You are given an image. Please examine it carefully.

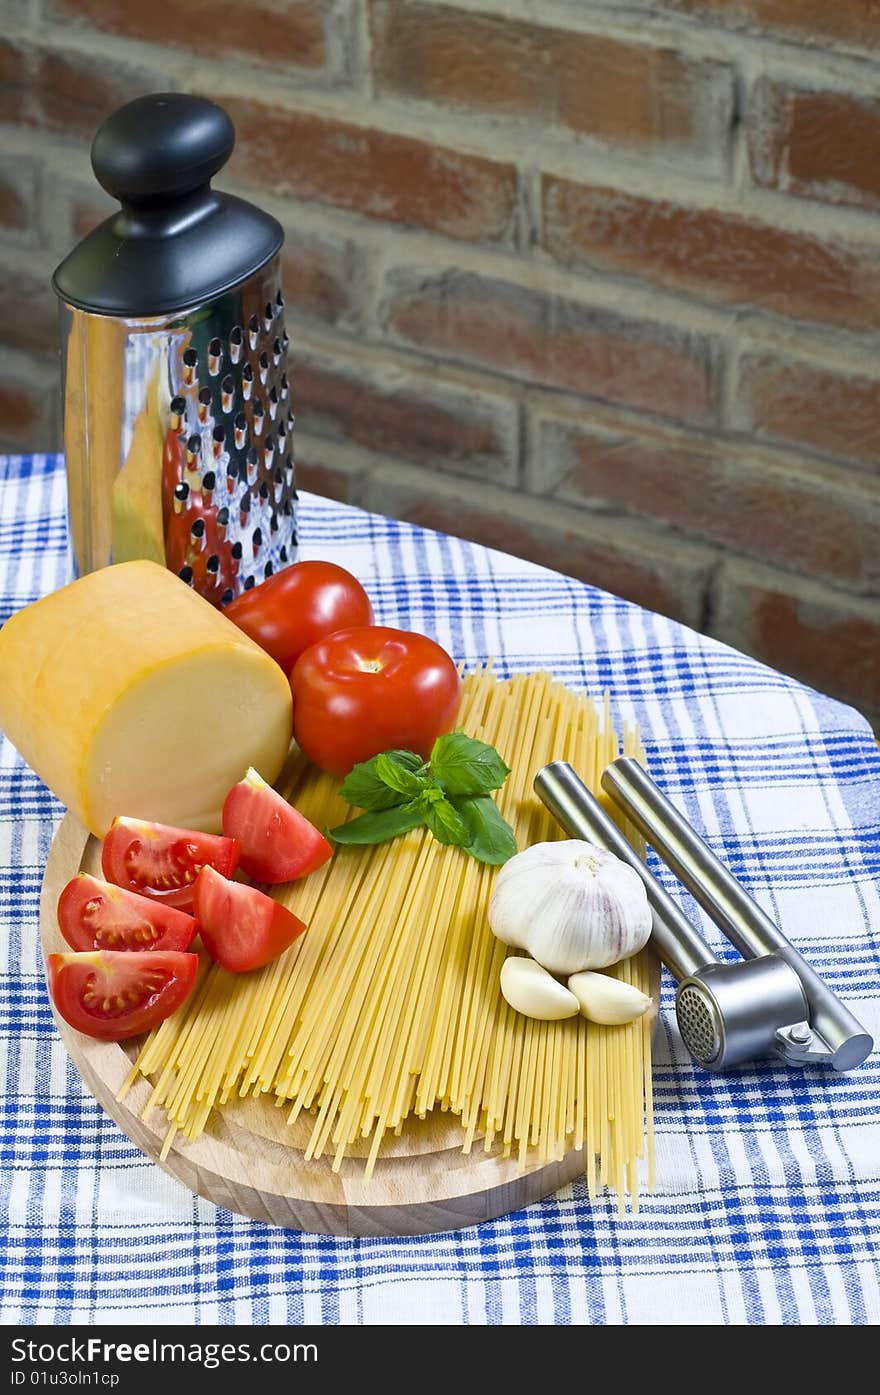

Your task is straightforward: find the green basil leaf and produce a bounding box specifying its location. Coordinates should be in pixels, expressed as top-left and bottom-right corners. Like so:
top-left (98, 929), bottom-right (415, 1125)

top-left (327, 801), bottom-right (425, 845)
top-left (457, 795), bottom-right (518, 865)
top-left (339, 750), bottom-right (424, 811)
top-left (375, 752), bottom-right (427, 799)
top-left (430, 731), bottom-right (511, 798)
top-left (421, 796), bottom-right (470, 847)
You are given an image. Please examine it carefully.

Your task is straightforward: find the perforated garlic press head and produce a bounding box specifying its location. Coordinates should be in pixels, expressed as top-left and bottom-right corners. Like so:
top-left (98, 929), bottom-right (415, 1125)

top-left (535, 760), bottom-right (873, 1073)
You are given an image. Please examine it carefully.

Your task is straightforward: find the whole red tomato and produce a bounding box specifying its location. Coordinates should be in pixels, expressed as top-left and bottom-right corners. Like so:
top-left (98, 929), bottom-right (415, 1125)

top-left (290, 626), bottom-right (461, 777)
top-left (225, 561), bottom-right (374, 674)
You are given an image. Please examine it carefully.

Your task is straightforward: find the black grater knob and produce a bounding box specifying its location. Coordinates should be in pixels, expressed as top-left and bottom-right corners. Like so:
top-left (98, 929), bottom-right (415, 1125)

top-left (91, 94), bottom-right (234, 204)
top-left (53, 93), bottom-right (282, 316)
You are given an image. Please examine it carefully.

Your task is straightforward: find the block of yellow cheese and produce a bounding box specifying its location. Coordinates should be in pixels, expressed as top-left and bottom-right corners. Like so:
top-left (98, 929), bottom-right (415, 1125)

top-left (0, 560), bottom-right (292, 836)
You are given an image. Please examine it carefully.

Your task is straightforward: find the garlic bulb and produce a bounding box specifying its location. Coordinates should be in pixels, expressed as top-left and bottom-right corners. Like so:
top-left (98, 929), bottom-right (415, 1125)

top-left (488, 839), bottom-right (651, 975)
top-left (568, 971), bottom-right (652, 1025)
top-left (500, 956), bottom-right (579, 1021)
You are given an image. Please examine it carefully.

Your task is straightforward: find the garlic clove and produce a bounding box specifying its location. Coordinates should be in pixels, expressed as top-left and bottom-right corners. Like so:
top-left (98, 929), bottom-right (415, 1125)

top-left (567, 970), bottom-right (652, 1026)
top-left (500, 956), bottom-right (579, 1021)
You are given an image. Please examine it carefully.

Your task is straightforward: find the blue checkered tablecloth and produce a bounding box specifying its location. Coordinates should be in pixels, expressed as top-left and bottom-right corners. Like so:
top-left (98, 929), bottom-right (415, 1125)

top-left (1, 451), bottom-right (878, 1326)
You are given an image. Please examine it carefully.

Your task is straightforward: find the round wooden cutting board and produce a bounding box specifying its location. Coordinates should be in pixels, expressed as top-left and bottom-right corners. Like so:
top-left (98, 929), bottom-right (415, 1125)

top-left (40, 813), bottom-right (659, 1238)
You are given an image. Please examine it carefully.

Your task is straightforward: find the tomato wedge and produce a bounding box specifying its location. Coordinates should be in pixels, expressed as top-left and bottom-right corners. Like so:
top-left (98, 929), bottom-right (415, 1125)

top-left (46, 950), bottom-right (198, 1041)
top-left (221, 768), bottom-right (332, 883)
top-left (57, 874), bottom-right (198, 953)
top-left (102, 817), bottom-right (240, 912)
top-left (193, 865), bottom-right (307, 973)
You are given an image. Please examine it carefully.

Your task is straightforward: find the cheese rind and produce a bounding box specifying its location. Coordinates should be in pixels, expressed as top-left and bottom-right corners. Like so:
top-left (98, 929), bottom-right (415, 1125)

top-left (0, 560), bottom-right (292, 835)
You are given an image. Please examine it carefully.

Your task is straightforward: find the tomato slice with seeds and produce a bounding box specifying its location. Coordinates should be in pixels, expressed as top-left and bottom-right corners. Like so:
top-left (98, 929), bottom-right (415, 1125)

top-left (101, 817), bottom-right (241, 912)
top-left (57, 874), bottom-right (198, 953)
top-left (46, 950), bottom-right (199, 1041)
top-left (222, 768), bottom-right (332, 884)
top-left (193, 865), bottom-right (307, 973)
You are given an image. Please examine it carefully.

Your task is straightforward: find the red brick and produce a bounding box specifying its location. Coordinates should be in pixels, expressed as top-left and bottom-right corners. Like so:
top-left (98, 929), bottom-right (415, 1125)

top-left (295, 349), bottom-right (518, 483)
top-left (542, 416), bottom-right (880, 591)
top-left (736, 353), bottom-right (880, 476)
top-left (0, 358), bottom-right (56, 452)
top-left (0, 37), bottom-right (158, 141)
top-left (279, 230), bottom-right (364, 328)
top-left (0, 262), bottom-right (59, 356)
top-left (359, 468), bottom-right (715, 628)
top-left (223, 97), bottom-right (518, 246)
top-left (383, 268), bottom-right (718, 427)
top-left (633, 2), bottom-right (880, 53)
top-left (48, 0), bottom-right (327, 71)
top-left (542, 176), bottom-right (880, 332)
top-left (749, 79), bottom-right (880, 213)
top-left (370, 1), bottom-right (733, 176)
top-left (714, 562), bottom-right (880, 720)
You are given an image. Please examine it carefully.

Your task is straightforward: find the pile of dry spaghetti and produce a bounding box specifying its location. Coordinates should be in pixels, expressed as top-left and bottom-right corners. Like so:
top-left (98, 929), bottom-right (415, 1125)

top-left (121, 669), bottom-right (655, 1208)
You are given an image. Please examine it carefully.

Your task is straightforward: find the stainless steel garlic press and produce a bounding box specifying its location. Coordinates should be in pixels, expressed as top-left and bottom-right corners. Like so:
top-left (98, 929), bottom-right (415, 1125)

top-left (535, 759), bottom-right (873, 1073)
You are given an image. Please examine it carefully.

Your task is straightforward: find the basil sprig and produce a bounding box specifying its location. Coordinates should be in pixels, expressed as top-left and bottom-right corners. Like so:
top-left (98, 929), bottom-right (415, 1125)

top-left (327, 732), bottom-right (517, 865)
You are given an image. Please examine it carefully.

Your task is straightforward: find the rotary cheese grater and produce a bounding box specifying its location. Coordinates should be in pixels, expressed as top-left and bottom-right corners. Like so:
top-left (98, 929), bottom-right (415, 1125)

top-left (53, 93), bottom-right (297, 604)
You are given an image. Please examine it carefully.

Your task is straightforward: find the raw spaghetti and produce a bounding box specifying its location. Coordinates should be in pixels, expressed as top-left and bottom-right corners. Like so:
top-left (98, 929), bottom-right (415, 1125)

top-left (120, 669), bottom-right (656, 1209)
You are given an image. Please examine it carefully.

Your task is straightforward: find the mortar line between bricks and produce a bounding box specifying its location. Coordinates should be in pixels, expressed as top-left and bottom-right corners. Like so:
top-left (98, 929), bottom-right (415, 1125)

top-left (352, 0), bottom-right (375, 98)
top-left (384, 0), bottom-right (880, 85)
top-left (287, 322), bottom-right (729, 450)
top-left (262, 201), bottom-right (880, 369)
top-left (293, 428), bottom-right (880, 605)
top-left (513, 397), bottom-right (527, 492)
top-left (296, 428), bottom-right (722, 558)
top-left (288, 321), bottom-right (880, 503)
top-left (12, 167), bottom-right (880, 403)
top-left (23, 131), bottom-right (880, 372)
top-left (517, 165), bottom-right (541, 254)
top-left (239, 92), bottom-right (880, 248)
top-left (711, 552), bottom-right (880, 619)
top-left (14, 19), bottom-right (880, 248)
top-left (6, 76), bottom-right (880, 249)
top-left (275, 327), bottom-right (880, 496)
top-left (717, 337), bottom-right (745, 436)
top-left (700, 556), bottom-right (726, 635)
top-left (228, 184), bottom-right (880, 358)
top-left (11, 156), bottom-right (880, 411)
top-left (729, 56), bottom-right (754, 194)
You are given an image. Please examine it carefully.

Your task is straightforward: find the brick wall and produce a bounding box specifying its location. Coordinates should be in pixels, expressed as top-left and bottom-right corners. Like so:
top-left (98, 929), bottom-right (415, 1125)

top-left (1, 1), bottom-right (879, 725)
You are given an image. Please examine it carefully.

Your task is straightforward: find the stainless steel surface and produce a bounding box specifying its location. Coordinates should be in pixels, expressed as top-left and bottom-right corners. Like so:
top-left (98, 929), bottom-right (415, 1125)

top-left (676, 958), bottom-right (808, 1069)
top-left (602, 757), bottom-right (873, 1072)
top-left (534, 761), bottom-right (716, 981)
top-left (59, 257), bottom-right (297, 602)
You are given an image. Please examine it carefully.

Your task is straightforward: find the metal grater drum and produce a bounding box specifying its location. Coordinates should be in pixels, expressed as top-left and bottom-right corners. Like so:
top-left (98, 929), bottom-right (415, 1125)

top-left (54, 93), bottom-right (296, 604)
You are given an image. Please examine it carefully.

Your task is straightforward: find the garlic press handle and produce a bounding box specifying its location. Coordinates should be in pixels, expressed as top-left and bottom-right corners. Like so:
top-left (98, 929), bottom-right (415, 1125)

top-left (534, 761), bottom-right (717, 982)
top-left (601, 757), bottom-right (873, 1072)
